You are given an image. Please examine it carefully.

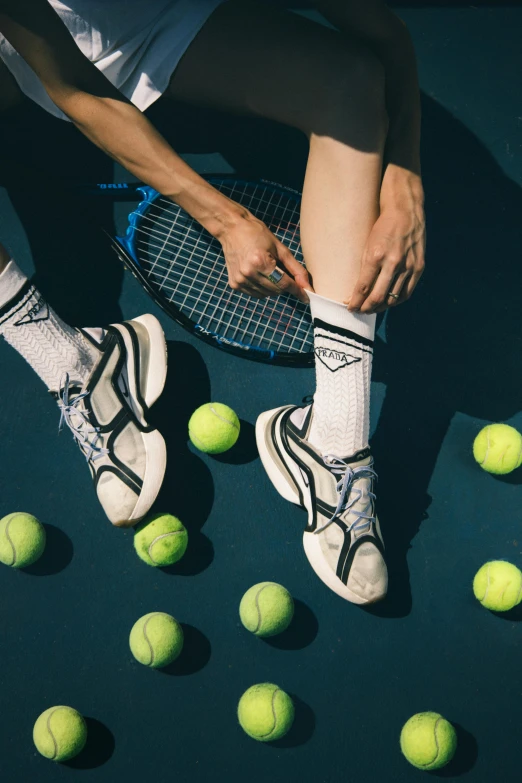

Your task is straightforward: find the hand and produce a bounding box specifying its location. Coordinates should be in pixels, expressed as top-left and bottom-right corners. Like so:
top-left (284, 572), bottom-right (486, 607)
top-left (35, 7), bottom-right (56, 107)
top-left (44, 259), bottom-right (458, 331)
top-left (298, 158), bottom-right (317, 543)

top-left (219, 213), bottom-right (312, 302)
top-left (348, 202), bottom-right (426, 315)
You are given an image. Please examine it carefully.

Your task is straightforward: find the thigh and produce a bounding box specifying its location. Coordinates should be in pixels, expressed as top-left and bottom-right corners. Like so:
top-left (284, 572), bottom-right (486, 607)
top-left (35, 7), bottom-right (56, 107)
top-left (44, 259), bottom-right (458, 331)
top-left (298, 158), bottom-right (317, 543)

top-left (166, 0), bottom-right (367, 131)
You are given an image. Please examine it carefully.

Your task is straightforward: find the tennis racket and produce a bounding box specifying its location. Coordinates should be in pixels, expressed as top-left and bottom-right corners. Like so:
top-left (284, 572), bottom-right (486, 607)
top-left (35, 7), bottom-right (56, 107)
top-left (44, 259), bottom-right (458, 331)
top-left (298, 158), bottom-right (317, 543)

top-left (97, 176), bottom-right (313, 366)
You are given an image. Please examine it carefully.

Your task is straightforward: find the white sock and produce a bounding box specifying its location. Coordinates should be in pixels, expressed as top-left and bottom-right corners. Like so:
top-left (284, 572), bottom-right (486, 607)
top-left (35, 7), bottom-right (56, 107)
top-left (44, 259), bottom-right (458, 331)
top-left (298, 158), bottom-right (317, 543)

top-left (307, 291), bottom-right (375, 458)
top-left (0, 259), bottom-right (101, 391)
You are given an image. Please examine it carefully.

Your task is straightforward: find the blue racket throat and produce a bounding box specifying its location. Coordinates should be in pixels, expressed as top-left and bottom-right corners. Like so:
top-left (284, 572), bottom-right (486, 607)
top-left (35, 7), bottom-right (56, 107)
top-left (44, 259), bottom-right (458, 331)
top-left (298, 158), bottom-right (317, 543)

top-left (116, 186), bottom-right (159, 263)
top-left (111, 175), bottom-right (313, 366)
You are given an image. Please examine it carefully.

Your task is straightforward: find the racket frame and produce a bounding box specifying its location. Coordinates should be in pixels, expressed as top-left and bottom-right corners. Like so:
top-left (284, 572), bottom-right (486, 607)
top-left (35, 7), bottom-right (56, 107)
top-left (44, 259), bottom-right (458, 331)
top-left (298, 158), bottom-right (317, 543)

top-left (110, 176), bottom-right (314, 367)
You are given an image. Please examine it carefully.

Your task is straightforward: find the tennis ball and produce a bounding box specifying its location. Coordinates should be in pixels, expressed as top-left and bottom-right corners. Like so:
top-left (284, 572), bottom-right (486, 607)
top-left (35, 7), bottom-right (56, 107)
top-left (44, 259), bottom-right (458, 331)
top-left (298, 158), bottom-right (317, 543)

top-left (473, 560), bottom-right (522, 611)
top-left (0, 512), bottom-right (46, 568)
top-left (33, 706), bottom-right (87, 762)
top-left (400, 712), bottom-right (457, 771)
top-left (238, 683), bottom-right (295, 742)
top-left (133, 513), bottom-right (188, 567)
top-left (129, 612), bottom-right (183, 668)
top-left (188, 402), bottom-right (240, 454)
top-left (473, 423), bottom-right (522, 475)
top-left (239, 582), bottom-right (294, 637)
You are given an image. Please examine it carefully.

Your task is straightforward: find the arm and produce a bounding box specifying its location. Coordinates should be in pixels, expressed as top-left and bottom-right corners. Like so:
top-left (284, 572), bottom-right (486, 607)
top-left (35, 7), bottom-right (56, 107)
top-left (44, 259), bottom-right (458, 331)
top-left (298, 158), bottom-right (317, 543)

top-left (317, 0), bottom-right (425, 311)
top-left (0, 0), bottom-right (309, 299)
top-left (0, 0), bottom-right (240, 239)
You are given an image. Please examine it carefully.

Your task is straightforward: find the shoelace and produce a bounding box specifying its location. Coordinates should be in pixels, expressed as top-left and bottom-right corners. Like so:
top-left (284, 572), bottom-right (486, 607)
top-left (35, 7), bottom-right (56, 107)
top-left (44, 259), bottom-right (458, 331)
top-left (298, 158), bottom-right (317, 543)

top-left (57, 374), bottom-right (109, 463)
top-left (314, 455), bottom-right (377, 535)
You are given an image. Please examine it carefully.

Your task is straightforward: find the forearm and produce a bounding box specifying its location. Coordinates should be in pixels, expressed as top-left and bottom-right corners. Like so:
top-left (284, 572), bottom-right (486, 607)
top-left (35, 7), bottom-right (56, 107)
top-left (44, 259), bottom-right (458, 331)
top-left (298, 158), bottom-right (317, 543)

top-left (0, 0), bottom-right (246, 239)
top-left (52, 90), bottom-right (247, 238)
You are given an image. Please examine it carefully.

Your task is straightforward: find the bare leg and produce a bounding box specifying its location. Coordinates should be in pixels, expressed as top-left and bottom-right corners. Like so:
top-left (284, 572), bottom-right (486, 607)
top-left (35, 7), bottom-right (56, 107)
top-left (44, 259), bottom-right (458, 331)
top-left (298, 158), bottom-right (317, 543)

top-left (165, 0), bottom-right (387, 302)
top-left (165, 1), bottom-right (390, 604)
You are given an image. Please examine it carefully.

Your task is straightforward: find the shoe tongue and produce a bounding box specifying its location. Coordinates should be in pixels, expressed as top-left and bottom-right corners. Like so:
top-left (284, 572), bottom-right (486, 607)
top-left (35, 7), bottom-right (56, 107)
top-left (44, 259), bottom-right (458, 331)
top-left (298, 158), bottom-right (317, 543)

top-left (49, 382), bottom-right (84, 402)
top-left (346, 453), bottom-right (373, 469)
top-left (82, 327), bottom-right (107, 345)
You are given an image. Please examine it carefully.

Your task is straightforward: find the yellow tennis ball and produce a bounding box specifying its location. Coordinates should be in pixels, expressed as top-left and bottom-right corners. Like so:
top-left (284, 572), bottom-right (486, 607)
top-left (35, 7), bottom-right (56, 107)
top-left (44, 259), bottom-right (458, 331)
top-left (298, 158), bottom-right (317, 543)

top-left (188, 403), bottom-right (240, 454)
top-left (239, 582), bottom-right (294, 637)
top-left (400, 712), bottom-right (457, 771)
top-left (473, 560), bottom-right (522, 611)
top-left (237, 683), bottom-right (295, 742)
top-left (129, 612), bottom-right (184, 668)
top-left (0, 512), bottom-right (46, 568)
top-left (473, 423), bottom-right (522, 474)
top-left (133, 513), bottom-right (188, 567)
top-left (33, 706), bottom-right (87, 762)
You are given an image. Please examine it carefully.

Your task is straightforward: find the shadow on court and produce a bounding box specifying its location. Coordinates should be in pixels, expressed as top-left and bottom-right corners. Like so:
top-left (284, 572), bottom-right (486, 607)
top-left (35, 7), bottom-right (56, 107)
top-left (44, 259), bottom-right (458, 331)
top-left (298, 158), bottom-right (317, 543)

top-left (1, 92), bottom-right (521, 624)
top-left (65, 717), bottom-right (115, 770)
top-left (367, 95), bottom-right (522, 617)
top-left (429, 722), bottom-right (479, 777)
top-left (158, 623), bottom-right (212, 676)
top-left (270, 694), bottom-right (316, 748)
top-left (262, 599), bottom-right (319, 650)
top-left (148, 340), bottom-right (215, 576)
top-left (0, 100), bottom-right (123, 326)
top-left (23, 523), bottom-right (73, 576)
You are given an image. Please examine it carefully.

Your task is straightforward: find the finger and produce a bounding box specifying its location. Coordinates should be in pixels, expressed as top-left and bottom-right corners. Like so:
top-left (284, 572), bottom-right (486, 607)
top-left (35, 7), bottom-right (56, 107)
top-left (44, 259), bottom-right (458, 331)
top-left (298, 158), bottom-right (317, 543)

top-left (258, 270), bottom-right (307, 301)
top-left (275, 241), bottom-right (312, 294)
top-left (357, 264), bottom-right (399, 314)
top-left (346, 257), bottom-right (382, 312)
top-left (373, 271), bottom-right (410, 313)
top-left (269, 248), bottom-right (310, 303)
top-left (229, 276), bottom-right (268, 299)
top-left (257, 263), bottom-right (309, 302)
top-left (238, 283), bottom-right (268, 299)
top-left (387, 271), bottom-right (410, 306)
top-left (401, 270), bottom-right (422, 301)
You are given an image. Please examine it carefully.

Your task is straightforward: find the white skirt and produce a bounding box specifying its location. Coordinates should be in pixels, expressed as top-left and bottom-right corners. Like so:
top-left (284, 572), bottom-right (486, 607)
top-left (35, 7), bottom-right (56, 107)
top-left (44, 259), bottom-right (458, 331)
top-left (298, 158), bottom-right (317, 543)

top-left (0, 0), bottom-right (225, 121)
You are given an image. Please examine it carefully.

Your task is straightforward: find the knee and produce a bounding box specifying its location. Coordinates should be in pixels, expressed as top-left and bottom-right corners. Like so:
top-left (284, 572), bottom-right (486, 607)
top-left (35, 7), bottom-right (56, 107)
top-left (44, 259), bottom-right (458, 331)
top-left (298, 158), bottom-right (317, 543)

top-left (298, 44), bottom-right (388, 146)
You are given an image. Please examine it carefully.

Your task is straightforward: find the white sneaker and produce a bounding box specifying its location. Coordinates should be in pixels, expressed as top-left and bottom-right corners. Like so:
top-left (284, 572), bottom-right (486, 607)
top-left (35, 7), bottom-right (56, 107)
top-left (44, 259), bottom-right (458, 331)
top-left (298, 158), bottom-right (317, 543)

top-left (55, 314), bottom-right (167, 527)
top-left (256, 403), bottom-right (387, 605)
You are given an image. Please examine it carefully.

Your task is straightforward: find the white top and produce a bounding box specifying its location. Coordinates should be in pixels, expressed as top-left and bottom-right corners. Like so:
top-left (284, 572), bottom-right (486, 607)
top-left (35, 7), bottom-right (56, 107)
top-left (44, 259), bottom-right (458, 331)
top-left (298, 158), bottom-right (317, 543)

top-left (0, 0), bottom-right (224, 121)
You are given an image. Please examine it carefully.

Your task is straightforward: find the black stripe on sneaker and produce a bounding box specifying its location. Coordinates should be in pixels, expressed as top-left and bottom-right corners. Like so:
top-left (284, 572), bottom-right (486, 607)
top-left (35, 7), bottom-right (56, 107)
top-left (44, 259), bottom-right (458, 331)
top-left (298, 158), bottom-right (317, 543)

top-left (313, 318), bottom-right (374, 349)
top-left (105, 422), bottom-right (146, 490)
top-left (280, 409), bottom-right (319, 531)
top-left (316, 498), bottom-right (337, 518)
top-left (337, 529), bottom-right (385, 585)
top-left (87, 329), bottom-right (154, 434)
top-left (0, 280), bottom-right (34, 325)
top-left (270, 409), bottom-right (305, 508)
top-left (94, 464), bottom-right (143, 495)
top-left (120, 321), bottom-right (149, 415)
top-left (287, 411), bottom-right (372, 465)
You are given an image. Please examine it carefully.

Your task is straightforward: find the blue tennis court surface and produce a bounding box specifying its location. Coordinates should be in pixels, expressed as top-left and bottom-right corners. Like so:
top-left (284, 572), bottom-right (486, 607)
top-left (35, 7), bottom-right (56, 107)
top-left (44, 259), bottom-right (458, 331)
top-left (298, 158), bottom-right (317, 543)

top-left (0, 3), bottom-right (521, 781)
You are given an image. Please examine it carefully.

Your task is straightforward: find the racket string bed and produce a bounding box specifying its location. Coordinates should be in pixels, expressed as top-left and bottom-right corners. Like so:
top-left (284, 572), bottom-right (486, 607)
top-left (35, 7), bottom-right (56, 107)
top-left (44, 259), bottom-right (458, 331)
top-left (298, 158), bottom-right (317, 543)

top-left (127, 179), bottom-right (313, 358)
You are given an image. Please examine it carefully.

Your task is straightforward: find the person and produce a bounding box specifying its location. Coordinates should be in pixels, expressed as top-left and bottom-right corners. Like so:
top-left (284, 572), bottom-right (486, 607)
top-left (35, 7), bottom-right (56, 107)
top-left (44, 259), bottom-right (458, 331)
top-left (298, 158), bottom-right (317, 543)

top-left (0, 0), bottom-right (425, 604)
